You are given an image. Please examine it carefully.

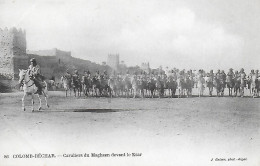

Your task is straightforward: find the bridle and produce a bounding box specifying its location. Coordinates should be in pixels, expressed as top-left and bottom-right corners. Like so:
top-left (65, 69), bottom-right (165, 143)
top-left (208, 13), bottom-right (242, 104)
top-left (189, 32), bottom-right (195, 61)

top-left (20, 71), bottom-right (35, 88)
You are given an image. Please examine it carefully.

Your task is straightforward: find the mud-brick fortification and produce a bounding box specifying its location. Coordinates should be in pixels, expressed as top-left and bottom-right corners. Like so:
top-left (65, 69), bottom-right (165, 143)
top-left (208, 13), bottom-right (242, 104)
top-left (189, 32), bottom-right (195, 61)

top-left (107, 54), bottom-right (119, 71)
top-left (0, 27), bottom-right (28, 79)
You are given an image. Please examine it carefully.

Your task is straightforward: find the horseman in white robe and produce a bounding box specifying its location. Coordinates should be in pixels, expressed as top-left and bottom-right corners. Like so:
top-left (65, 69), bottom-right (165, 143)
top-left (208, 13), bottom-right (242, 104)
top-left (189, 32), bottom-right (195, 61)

top-left (28, 58), bottom-right (45, 94)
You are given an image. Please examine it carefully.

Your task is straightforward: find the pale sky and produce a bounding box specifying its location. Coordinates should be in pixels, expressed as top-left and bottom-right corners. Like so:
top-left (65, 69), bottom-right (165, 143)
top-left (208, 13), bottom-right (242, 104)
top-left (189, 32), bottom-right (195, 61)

top-left (0, 0), bottom-right (260, 71)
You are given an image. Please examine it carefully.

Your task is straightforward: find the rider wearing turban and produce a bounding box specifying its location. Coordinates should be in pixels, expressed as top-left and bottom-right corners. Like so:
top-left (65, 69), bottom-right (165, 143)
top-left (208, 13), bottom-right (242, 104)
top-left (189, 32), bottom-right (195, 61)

top-left (28, 58), bottom-right (45, 94)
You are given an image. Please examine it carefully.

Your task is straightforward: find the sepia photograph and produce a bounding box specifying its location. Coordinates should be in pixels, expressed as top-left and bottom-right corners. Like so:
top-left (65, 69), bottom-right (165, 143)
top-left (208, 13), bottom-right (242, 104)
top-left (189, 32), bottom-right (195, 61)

top-left (0, 0), bottom-right (259, 165)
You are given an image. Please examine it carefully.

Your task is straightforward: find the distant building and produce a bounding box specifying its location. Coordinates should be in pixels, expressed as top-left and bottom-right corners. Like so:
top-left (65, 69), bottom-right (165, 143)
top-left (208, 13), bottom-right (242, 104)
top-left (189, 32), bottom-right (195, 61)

top-left (26, 48), bottom-right (72, 78)
top-left (0, 27), bottom-right (28, 79)
top-left (140, 62), bottom-right (150, 74)
top-left (27, 48), bottom-right (72, 61)
top-left (107, 54), bottom-right (119, 71)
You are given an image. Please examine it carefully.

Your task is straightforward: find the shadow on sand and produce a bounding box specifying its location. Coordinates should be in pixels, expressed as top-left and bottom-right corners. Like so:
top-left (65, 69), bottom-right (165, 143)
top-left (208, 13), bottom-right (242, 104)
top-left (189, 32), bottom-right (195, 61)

top-left (31, 108), bottom-right (140, 113)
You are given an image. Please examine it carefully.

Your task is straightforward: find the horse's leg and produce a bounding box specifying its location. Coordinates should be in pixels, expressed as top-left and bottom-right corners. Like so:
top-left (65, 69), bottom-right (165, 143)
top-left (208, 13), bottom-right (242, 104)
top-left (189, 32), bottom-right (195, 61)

top-left (133, 88), bottom-right (136, 98)
top-left (22, 93), bottom-right (26, 111)
top-left (40, 89), bottom-right (49, 108)
top-left (222, 86), bottom-right (224, 97)
top-left (38, 94), bottom-right (42, 110)
top-left (240, 87), bottom-right (244, 97)
top-left (31, 94), bottom-right (34, 112)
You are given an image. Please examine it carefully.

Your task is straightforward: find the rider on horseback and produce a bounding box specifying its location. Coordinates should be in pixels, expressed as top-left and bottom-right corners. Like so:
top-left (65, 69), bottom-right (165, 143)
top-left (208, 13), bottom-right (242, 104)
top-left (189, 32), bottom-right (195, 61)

top-left (28, 58), bottom-right (45, 95)
top-left (95, 70), bottom-right (100, 79)
top-left (209, 70), bottom-right (214, 80)
top-left (72, 69), bottom-right (80, 85)
top-left (220, 70), bottom-right (226, 83)
top-left (249, 70), bottom-right (255, 80)
top-left (64, 69), bottom-right (72, 79)
top-left (216, 69), bottom-right (221, 80)
top-left (227, 68), bottom-right (234, 78)
top-left (239, 68), bottom-right (246, 79)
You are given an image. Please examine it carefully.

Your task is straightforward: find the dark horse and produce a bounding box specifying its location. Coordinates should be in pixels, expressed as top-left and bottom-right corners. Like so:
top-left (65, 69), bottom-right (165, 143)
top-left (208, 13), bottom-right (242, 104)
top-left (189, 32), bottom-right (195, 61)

top-left (99, 75), bottom-right (110, 97)
top-left (81, 75), bottom-right (92, 96)
top-left (226, 75), bottom-right (235, 96)
top-left (155, 77), bottom-right (164, 98)
top-left (166, 77), bottom-right (177, 98)
top-left (71, 75), bottom-right (82, 97)
top-left (213, 76), bottom-right (225, 97)
top-left (147, 77), bottom-right (156, 98)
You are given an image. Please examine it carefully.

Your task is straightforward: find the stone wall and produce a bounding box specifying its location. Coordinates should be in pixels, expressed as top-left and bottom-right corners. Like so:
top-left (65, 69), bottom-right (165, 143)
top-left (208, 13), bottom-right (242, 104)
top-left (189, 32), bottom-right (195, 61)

top-left (0, 27), bottom-right (28, 79)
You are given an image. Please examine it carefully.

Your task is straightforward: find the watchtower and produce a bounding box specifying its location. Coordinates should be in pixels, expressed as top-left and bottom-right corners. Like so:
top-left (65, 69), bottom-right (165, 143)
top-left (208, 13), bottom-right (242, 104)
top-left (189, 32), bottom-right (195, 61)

top-left (107, 54), bottom-right (119, 71)
top-left (0, 27), bottom-right (28, 79)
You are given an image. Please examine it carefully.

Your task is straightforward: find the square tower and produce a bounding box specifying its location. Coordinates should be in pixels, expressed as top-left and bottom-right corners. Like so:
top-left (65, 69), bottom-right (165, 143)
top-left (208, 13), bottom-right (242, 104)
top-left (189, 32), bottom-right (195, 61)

top-left (107, 54), bottom-right (119, 71)
top-left (0, 27), bottom-right (28, 79)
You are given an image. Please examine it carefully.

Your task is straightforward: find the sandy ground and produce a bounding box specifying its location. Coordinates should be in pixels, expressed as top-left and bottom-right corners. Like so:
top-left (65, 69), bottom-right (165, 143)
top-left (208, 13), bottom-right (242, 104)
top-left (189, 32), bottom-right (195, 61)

top-left (0, 91), bottom-right (259, 166)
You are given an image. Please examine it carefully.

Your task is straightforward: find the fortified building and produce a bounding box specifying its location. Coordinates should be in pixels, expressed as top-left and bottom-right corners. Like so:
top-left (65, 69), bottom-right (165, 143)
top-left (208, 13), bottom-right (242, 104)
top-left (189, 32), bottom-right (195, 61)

top-left (0, 27), bottom-right (28, 79)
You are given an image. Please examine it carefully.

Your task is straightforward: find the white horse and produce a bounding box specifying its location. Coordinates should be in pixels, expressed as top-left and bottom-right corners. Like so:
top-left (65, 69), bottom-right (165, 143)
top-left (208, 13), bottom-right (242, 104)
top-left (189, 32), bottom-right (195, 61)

top-left (250, 74), bottom-right (258, 98)
top-left (176, 78), bottom-right (184, 98)
top-left (61, 76), bottom-right (72, 97)
top-left (197, 76), bottom-right (205, 97)
top-left (18, 69), bottom-right (49, 111)
top-left (131, 76), bottom-right (139, 98)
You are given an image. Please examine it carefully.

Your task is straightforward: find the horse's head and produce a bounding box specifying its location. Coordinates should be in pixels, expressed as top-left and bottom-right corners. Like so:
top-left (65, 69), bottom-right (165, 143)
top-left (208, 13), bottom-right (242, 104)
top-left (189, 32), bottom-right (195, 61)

top-left (18, 69), bottom-right (27, 84)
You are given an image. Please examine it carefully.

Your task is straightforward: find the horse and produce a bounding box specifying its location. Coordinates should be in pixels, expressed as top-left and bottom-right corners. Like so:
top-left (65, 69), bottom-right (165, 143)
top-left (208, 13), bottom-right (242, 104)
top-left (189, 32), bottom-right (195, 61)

top-left (99, 75), bottom-right (110, 97)
top-left (257, 77), bottom-right (260, 97)
top-left (71, 75), bottom-right (82, 97)
top-left (249, 74), bottom-right (258, 98)
top-left (184, 76), bottom-right (193, 97)
top-left (204, 76), bottom-right (214, 96)
top-left (61, 75), bottom-right (72, 97)
top-left (197, 75), bottom-right (205, 97)
top-left (138, 77), bottom-right (148, 98)
top-left (213, 76), bottom-right (221, 97)
top-left (48, 79), bottom-right (56, 91)
top-left (155, 78), bottom-right (164, 98)
top-left (176, 77), bottom-right (185, 98)
top-left (226, 75), bottom-right (234, 96)
top-left (18, 69), bottom-right (49, 112)
top-left (233, 77), bottom-right (241, 97)
top-left (122, 76), bottom-right (132, 98)
top-left (166, 77), bottom-right (177, 98)
top-left (116, 76), bottom-right (125, 97)
top-left (240, 75), bottom-right (247, 97)
top-left (131, 76), bottom-right (139, 98)
top-left (81, 75), bottom-right (92, 96)
top-left (147, 77), bottom-right (156, 98)
top-left (108, 77), bottom-right (118, 97)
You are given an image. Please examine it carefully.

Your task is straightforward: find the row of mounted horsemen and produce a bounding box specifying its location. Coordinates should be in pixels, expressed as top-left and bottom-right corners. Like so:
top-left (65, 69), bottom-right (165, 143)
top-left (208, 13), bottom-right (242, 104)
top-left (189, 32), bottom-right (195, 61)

top-left (17, 58), bottom-right (259, 112)
top-left (60, 68), bottom-right (260, 98)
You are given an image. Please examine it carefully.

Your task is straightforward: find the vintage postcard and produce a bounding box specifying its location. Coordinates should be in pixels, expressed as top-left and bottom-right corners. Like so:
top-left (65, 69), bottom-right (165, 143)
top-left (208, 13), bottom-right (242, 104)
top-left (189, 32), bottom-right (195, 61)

top-left (0, 0), bottom-right (259, 166)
